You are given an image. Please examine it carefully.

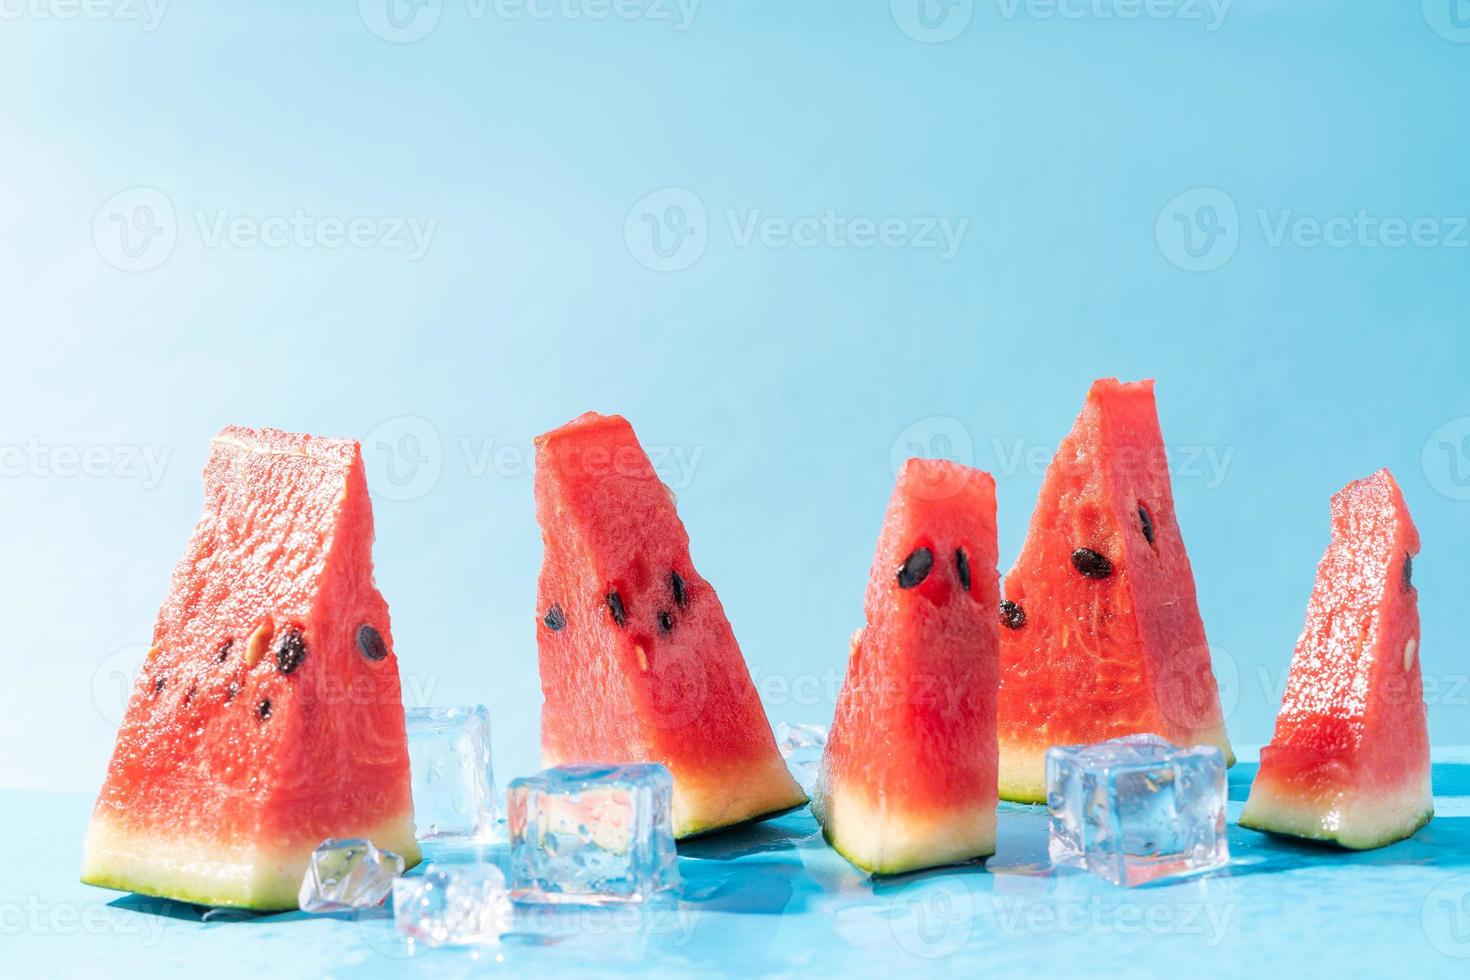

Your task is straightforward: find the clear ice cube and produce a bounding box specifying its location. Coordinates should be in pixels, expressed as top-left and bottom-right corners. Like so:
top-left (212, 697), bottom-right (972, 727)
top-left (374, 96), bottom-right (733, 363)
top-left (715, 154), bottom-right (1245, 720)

top-left (405, 705), bottom-right (499, 842)
top-left (1046, 734), bottom-right (1229, 887)
top-left (298, 838), bottom-right (405, 913)
top-left (775, 722), bottom-right (827, 793)
top-left (507, 763), bottom-right (680, 905)
top-left (392, 863), bottom-right (512, 946)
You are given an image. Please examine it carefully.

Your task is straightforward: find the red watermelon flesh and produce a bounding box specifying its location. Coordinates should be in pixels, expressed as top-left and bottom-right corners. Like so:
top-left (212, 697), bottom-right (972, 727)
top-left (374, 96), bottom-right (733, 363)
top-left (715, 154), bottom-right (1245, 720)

top-left (82, 427), bottom-right (420, 910)
top-left (1240, 469), bottom-right (1430, 848)
top-left (814, 458), bottom-right (1000, 874)
top-left (998, 379), bottom-right (1233, 803)
top-left (534, 412), bottom-right (805, 838)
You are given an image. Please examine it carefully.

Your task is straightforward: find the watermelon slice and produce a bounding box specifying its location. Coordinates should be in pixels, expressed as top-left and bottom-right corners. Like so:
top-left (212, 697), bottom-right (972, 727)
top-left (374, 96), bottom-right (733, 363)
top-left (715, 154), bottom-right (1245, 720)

top-left (814, 458), bottom-right (1000, 874)
top-left (998, 379), bottom-right (1233, 803)
top-left (1239, 469), bottom-right (1431, 849)
top-left (82, 427), bottom-right (420, 910)
top-left (533, 412), bottom-right (805, 838)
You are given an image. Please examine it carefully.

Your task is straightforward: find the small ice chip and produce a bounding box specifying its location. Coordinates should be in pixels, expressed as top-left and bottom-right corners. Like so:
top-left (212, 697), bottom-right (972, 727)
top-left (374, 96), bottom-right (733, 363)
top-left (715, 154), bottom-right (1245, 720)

top-left (405, 705), bottom-right (499, 842)
top-left (392, 864), bottom-right (511, 946)
top-left (507, 763), bottom-right (680, 905)
top-left (1046, 734), bottom-right (1229, 887)
top-left (775, 722), bottom-right (828, 793)
top-left (298, 838), bottom-right (404, 913)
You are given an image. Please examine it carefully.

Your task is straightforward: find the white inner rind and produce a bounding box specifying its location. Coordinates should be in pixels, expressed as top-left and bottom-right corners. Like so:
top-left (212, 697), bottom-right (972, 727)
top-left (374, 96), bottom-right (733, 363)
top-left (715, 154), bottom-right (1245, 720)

top-left (815, 780), bottom-right (996, 875)
top-left (999, 725), bottom-right (1235, 805)
top-left (1239, 769), bottom-right (1433, 850)
top-left (542, 751), bottom-right (806, 840)
top-left (81, 812), bottom-right (421, 911)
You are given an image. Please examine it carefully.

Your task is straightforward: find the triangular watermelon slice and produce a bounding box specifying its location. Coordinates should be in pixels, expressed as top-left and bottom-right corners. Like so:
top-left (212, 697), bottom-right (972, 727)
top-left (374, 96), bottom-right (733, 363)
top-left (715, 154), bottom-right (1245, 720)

top-left (533, 412), bottom-right (805, 838)
top-left (998, 379), bottom-right (1233, 803)
top-left (1240, 469), bottom-right (1431, 848)
top-left (82, 427), bottom-right (420, 910)
top-left (814, 458), bottom-right (1000, 874)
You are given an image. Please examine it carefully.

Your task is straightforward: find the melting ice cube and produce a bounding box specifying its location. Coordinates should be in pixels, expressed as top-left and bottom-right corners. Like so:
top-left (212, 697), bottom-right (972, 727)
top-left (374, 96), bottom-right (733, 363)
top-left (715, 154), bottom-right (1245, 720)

top-left (1046, 734), bottom-right (1228, 887)
top-left (392, 863), bottom-right (512, 946)
top-left (507, 763), bottom-right (680, 905)
top-left (405, 705), bottom-right (499, 842)
top-left (298, 838), bottom-right (405, 913)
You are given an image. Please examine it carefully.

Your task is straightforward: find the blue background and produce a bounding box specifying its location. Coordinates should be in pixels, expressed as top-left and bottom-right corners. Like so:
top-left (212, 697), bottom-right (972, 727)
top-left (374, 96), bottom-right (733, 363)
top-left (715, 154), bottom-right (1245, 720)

top-left (2, 1), bottom-right (1468, 812)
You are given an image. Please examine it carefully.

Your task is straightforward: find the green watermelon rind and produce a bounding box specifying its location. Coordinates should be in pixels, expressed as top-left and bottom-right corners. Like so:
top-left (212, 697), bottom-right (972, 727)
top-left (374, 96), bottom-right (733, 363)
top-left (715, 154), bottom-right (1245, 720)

top-left (999, 738), bottom-right (1236, 806)
top-left (1237, 808), bottom-right (1433, 851)
top-left (81, 815), bottom-right (423, 912)
top-left (818, 821), bottom-right (993, 877)
top-left (813, 778), bottom-right (997, 877)
top-left (1237, 797), bottom-right (1434, 851)
top-left (80, 850), bottom-right (428, 913)
top-left (677, 798), bottom-right (810, 842)
top-left (80, 866), bottom-right (301, 913)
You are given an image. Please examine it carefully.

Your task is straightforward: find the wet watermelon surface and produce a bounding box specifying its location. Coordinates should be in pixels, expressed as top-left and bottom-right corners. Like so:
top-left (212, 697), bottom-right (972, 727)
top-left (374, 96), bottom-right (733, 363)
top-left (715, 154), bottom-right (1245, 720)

top-left (90, 428), bottom-right (414, 861)
top-left (823, 458), bottom-right (1000, 816)
top-left (999, 381), bottom-right (1232, 799)
top-left (534, 413), bottom-right (802, 836)
top-left (1245, 470), bottom-right (1429, 837)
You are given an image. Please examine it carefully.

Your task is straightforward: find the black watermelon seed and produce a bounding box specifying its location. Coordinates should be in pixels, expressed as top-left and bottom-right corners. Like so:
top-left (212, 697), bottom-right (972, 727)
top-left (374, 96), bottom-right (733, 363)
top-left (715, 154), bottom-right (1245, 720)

top-left (897, 547), bottom-right (934, 589)
top-left (1000, 599), bottom-right (1027, 630)
top-left (226, 682), bottom-right (239, 703)
top-left (216, 640), bottom-right (234, 663)
top-left (955, 548), bottom-right (972, 592)
top-left (543, 605), bottom-right (567, 632)
top-left (670, 571), bottom-right (688, 609)
top-left (257, 699), bottom-right (272, 720)
top-left (1138, 505), bottom-right (1155, 546)
top-left (357, 624), bottom-right (389, 661)
top-left (1071, 548), bottom-right (1113, 579)
top-left (658, 610), bottom-right (674, 634)
top-left (607, 591), bottom-right (627, 627)
top-left (153, 676), bottom-right (165, 695)
top-left (275, 627), bottom-right (307, 675)
top-left (1403, 554), bottom-right (1414, 591)
top-left (183, 684), bottom-right (197, 706)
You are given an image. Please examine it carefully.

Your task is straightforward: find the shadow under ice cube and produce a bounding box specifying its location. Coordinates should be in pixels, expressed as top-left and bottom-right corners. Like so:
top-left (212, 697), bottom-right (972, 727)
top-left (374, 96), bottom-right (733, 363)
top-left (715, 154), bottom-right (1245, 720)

top-left (405, 705), bottom-right (499, 842)
top-left (1046, 734), bottom-right (1228, 887)
top-left (507, 763), bottom-right (680, 905)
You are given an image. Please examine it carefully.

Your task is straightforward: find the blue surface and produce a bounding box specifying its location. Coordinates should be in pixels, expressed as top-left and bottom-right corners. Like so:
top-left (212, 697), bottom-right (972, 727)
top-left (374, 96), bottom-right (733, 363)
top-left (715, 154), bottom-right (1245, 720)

top-left (7, 753), bottom-right (1470, 977)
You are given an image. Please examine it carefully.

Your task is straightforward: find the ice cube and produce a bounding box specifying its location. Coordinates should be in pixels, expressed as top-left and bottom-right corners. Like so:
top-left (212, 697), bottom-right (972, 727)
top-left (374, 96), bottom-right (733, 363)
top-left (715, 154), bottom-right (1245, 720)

top-left (392, 863), bottom-right (511, 946)
top-left (1046, 734), bottom-right (1228, 887)
top-left (405, 705), bottom-right (499, 842)
top-left (507, 763), bottom-right (680, 905)
top-left (298, 838), bottom-right (405, 913)
top-left (775, 722), bottom-right (827, 793)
